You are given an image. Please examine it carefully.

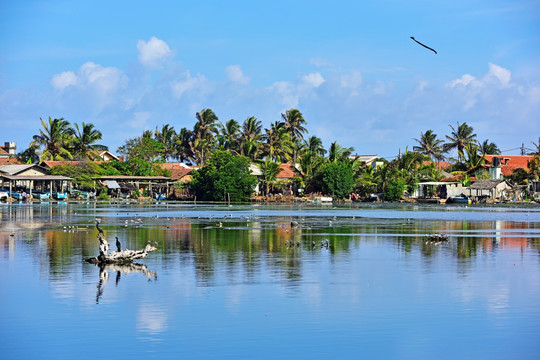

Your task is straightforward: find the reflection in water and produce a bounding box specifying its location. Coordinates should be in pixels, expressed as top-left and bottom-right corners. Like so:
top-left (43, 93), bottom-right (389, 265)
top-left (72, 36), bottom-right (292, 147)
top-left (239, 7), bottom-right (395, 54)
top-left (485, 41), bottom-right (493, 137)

top-left (91, 262), bottom-right (157, 304)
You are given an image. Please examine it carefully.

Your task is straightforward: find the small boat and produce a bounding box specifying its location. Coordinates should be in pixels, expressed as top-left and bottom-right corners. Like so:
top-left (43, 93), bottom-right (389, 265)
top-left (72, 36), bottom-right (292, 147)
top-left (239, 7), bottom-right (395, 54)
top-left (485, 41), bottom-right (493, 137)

top-left (0, 190), bottom-right (8, 201)
top-left (31, 190), bottom-right (50, 200)
top-left (155, 193), bottom-right (166, 200)
top-left (52, 191), bottom-right (68, 200)
top-left (447, 194), bottom-right (471, 204)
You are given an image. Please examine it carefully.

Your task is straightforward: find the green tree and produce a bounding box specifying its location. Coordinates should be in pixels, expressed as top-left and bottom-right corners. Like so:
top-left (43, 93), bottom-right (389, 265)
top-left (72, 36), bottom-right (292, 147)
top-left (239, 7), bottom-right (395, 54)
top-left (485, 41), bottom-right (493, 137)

top-left (17, 144), bottom-right (40, 164)
top-left (154, 124), bottom-right (177, 160)
top-left (319, 161), bottom-right (355, 199)
top-left (192, 108), bottom-right (219, 165)
top-left (384, 179), bottom-right (405, 201)
top-left (479, 139), bottom-right (501, 155)
top-left (31, 116), bottom-right (74, 161)
top-left (70, 122), bottom-right (108, 160)
top-left (413, 130), bottom-right (444, 161)
top-left (444, 121), bottom-right (477, 162)
top-left (262, 121), bottom-right (293, 162)
top-left (218, 119), bottom-right (241, 153)
top-left (328, 141), bottom-right (354, 163)
top-left (281, 109), bottom-right (308, 164)
top-left (260, 160), bottom-right (282, 195)
top-left (190, 150), bottom-right (258, 202)
top-left (117, 135), bottom-right (164, 162)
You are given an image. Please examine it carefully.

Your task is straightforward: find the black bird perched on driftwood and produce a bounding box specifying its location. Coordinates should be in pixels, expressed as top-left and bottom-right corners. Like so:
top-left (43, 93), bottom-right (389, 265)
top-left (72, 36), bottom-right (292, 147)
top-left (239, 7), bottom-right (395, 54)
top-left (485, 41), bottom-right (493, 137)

top-left (410, 36), bottom-right (437, 54)
top-left (95, 220), bottom-right (104, 236)
top-left (115, 236), bottom-right (121, 252)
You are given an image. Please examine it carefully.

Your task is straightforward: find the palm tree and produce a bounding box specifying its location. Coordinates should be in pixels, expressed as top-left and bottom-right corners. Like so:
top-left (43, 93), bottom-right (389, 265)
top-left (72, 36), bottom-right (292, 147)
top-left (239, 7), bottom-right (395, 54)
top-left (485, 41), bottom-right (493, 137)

top-left (444, 122), bottom-right (477, 162)
top-left (174, 127), bottom-right (195, 164)
top-left (412, 130), bottom-right (444, 161)
top-left (262, 121), bottom-right (293, 162)
top-left (193, 109), bottom-right (219, 165)
top-left (305, 136), bottom-right (326, 157)
top-left (239, 117), bottom-right (263, 159)
top-left (281, 109), bottom-right (308, 164)
top-left (218, 119), bottom-right (241, 153)
top-left (260, 160), bottom-right (282, 195)
top-left (155, 124), bottom-right (177, 161)
top-left (479, 139), bottom-right (501, 155)
top-left (460, 143), bottom-right (487, 173)
top-left (328, 141), bottom-right (354, 163)
top-left (31, 117), bottom-right (74, 161)
top-left (71, 122), bottom-right (108, 160)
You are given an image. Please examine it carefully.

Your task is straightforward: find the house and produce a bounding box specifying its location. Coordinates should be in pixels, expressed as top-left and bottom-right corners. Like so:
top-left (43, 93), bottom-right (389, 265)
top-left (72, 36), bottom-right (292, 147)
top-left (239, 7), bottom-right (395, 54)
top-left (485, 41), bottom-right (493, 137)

top-left (0, 164), bottom-right (72, 200)
top-left (159, 163), bottom-right (194, 182)
top-left (89, 150), bottom-right (120, 162)
top-left (484, 155), bottom-right (533, 178)
top-left (0, 142), bottom-right (17, 157)
top-left (413, 182), bottom-right (464, 202)
top-left (465, 179), bottom-right (517, 201)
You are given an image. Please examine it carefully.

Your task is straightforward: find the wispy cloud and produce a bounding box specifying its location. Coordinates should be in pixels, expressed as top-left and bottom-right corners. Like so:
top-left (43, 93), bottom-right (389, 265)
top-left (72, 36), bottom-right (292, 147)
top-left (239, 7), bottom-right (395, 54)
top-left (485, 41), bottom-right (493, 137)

top-left (137, 36), bottom-right (173, 68)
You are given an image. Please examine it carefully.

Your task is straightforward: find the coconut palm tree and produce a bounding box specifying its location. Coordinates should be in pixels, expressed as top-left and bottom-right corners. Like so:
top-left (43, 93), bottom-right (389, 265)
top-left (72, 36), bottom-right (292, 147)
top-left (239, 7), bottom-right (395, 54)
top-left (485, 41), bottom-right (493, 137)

top-left (31, 117), bottom-right (74, 161)
top-left (193, 109), bottom-right (219, 165)
top-left (281, 109), bottom-right (308, 164)
top-left (218, 119), bottom-right (241, 153)
top-left (412, 130), bottom-right (444, 161)
top-left (479, 139), bottom-right (501, 155)
top-left (70, 122), bottom-right (108, 160)
top-left (328, 141), bottom-right (354, 163)
top-left (239, 117), bottom-right (263, 159)
top-left (444, 122), bottom-right (477, 162)
top-left (262, 121), bottom-right (293, 163)
top-left (260, 160), bottom-right (282, 195)
top-left (305, 136), bottom-right (326, 157)
top-left (155, 124), bottom-right (177, 161)
top-left (174, 127), bottom-right (195, 164)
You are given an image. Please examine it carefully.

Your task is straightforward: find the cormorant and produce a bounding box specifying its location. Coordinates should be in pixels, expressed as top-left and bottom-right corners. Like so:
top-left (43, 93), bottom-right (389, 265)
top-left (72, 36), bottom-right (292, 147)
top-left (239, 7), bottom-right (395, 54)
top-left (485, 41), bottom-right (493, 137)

top-left (95, 220), bottom-right (104, 235)
top-left (410, 36), bottom-right (437, 54)
top-left (115, 236), bottom-right (121, 252)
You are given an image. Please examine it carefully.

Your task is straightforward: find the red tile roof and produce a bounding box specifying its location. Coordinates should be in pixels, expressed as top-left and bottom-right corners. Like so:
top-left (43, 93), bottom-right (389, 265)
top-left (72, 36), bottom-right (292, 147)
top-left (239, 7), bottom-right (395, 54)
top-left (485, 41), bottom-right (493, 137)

top-left (484, 155), bottom-right (533, 176)
top-left (276, 164), bottom-right (297, 179)
top-left (0, 157), bottom-right (22, 166)
top-left (159, 163), bottom-right (193, 181)
top-left (423, 161), bottom-right (451, 170)
top-left (42, 160), bottom-right (104, 168)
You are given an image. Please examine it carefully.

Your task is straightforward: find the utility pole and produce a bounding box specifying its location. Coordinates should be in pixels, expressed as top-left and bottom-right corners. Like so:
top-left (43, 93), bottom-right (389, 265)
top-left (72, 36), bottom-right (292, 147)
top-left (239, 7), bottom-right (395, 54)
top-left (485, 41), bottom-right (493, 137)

top-left (521, 143), bottom-right (525, 156)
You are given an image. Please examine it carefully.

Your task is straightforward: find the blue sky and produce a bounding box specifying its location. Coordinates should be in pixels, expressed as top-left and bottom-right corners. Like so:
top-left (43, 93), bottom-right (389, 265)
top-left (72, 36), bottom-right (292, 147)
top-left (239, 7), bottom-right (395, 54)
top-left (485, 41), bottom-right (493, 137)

top-left (1, 0), bottom-right (539, 159)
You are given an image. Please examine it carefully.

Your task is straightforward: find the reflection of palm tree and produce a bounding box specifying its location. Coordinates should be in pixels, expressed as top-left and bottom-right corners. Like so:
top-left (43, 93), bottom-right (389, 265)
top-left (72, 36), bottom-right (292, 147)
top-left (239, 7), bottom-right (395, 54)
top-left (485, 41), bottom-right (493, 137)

top-left (31, 116), bottom-right (73, 161)
top-left (445, 122), bottom-right (477, 162)
top-left (413, 130), bottom-right (444, 161)
top-left (71, 122), bottom-right (108, 160)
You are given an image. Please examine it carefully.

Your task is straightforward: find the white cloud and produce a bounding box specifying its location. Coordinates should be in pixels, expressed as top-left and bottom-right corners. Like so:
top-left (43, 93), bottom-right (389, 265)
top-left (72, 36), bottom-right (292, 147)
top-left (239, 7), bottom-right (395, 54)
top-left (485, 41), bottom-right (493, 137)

top-left (130, 111), bottom-right (152, 128)
top-left (226, 65), bottom-right (250, 85)
top-left (486, 63), bottom-right (511, 86)
top-left (340, 70), bottom-right (362, 90)
top-left (310, 57), bottom-right (333, 67)
top-left (51, 71), bottom-right (77, 90)
top-left (268, 80), bottom-right (298, 108)
top-left (301, 72), bottom-right (325, 88)
top-left (171, 71), bottom-right (212, 99)
top-left (137, 36), bottom-right (172, 68)
top-left (446, 74), bottom-right (477, 88)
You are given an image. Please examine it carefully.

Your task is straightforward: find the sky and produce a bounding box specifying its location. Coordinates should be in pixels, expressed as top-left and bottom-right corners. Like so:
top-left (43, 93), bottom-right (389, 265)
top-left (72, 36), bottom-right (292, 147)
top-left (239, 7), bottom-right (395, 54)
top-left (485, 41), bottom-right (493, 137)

top-left (1, 0), bottom-right (539, 160)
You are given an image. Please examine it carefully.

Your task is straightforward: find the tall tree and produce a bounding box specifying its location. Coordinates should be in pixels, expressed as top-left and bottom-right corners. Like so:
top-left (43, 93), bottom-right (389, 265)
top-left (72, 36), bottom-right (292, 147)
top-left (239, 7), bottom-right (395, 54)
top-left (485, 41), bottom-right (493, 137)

top-left (260, 160), bottom-right (282, 195)
top-left (70, 122), bottom-right (108, 160)
top-left (281, 109), bottom-right (308, 164)
top-left (305, 136), bottom-right (326, 157)
top-left (218, 119), bottom-right (241, 153)
top-left (154, 124), bottom-right (177, 161)
top-left (262, 121), bottom-right (293, 162)
top-left (444, 122), bottom-right (477, 162)
top-left (192, 108), bottom-right (219, 165)
top-left (31, 116), bottom-right (74, 161)
top-left (328, 141), bottom-right (354, 163)
top-left (174, 127), bottom-right (195, 164)
top-left (239, 116), bottom-right (263, 159)
top-left (479, 139), bottom-right (501, 155)
top-left (412, 130), bottom-right (444, 161)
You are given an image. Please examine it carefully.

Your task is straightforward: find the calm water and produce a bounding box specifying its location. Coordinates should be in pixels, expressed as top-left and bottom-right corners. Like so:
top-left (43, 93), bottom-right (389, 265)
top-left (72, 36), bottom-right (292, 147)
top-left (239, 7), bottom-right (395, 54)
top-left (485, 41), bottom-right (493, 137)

top-left (1, 202), bottom-right (540, 359)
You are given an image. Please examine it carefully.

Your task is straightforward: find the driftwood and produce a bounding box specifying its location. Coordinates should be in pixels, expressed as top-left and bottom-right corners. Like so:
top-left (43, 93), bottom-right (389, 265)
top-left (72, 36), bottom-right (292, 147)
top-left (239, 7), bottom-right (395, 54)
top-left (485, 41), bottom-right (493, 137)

top-left (85, 233), bottom-right (157, 264)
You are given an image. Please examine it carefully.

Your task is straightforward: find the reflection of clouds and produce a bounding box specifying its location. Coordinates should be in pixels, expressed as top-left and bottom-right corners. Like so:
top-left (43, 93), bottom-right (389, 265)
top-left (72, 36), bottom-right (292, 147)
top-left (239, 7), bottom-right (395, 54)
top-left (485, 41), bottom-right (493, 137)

top-left (137, 305), bottom-right (168, 335)
top-left (487, 286), bottom-right (509, 314)
top-left (225, 285), bottom-right (245, 313)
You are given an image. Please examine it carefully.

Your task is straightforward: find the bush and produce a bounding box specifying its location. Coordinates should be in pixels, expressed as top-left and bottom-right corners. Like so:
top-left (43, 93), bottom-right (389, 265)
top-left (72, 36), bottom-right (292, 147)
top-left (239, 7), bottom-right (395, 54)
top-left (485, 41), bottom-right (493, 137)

top-left (384, 179), bottom-right (405, 201)
top-left (190, 150), bottom-right (258, 202)
top-left (318, 162), bottom-right (355, 200)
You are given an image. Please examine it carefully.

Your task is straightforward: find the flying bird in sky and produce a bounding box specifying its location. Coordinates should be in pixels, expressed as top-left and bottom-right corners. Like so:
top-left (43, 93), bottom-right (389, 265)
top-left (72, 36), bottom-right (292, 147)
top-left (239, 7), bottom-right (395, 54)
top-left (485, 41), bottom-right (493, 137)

top-left (410, 36), bottom-right (437, 54)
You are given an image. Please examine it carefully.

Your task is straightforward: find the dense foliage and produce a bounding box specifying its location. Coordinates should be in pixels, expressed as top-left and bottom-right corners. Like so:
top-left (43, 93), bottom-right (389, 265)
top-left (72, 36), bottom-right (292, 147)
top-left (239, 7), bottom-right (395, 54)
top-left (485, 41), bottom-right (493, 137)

top-left (190, 150), bottom-right (258, 202)
top-left (318, 162), bottom-right (355, 200)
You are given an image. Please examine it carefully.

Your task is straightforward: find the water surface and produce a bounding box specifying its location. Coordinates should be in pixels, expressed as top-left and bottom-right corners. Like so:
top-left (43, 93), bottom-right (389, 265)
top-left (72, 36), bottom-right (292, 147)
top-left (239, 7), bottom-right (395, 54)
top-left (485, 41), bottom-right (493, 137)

top-left (1, 202), bottom-right (539, 359)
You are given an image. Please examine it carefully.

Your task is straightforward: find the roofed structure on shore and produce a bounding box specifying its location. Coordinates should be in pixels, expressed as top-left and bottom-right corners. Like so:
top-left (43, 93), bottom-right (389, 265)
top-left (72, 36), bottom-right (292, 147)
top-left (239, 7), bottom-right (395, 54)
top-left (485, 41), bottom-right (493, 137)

top-left (484, 155), bottom-right (533, 176)
top-left (158, 163), bottom-right (194, 182)
top-left (465, 179), bottom-right (515, 200)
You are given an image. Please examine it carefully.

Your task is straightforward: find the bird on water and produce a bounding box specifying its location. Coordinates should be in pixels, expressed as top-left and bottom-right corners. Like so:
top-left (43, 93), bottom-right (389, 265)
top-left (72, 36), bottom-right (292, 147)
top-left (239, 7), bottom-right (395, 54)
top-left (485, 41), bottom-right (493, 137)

top-left (115, 236), bottom-right (121, 252)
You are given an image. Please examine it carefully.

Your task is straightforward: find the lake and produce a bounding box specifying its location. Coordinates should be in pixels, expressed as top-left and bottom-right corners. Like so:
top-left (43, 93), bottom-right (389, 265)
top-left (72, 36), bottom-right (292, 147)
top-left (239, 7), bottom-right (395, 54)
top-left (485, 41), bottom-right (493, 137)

top-left (1, 202), bottom-right (540, 359)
